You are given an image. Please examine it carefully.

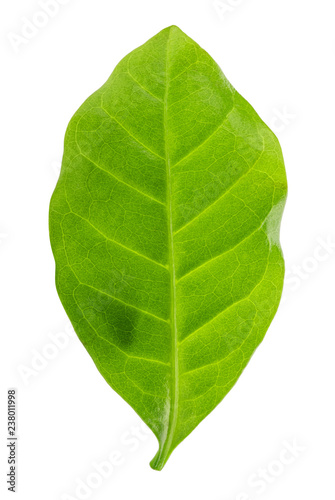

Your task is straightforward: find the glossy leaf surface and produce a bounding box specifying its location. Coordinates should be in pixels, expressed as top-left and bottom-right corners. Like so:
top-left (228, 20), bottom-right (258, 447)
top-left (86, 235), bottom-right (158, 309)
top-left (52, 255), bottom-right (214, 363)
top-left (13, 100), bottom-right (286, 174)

top-left (49, 26), bottom-right (287, 470)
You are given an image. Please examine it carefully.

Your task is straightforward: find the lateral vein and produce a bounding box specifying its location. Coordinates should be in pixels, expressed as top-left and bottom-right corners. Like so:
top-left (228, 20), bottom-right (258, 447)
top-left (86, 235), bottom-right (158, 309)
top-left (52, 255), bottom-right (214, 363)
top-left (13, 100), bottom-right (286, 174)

top-left (78, 152), bottom-right (165, 206)
top-left (100, 106), bottom-right (165, 160)
top-left (171, 107), bottom-right (234, 169)
top-left (179, 258), bottom-right (269, 345)
top-left (174, 150), bottom-right (265, 236)
top-left (176, 221), bottom-right (268, 282)
top-left (70, 211), bottom-right (168, 270)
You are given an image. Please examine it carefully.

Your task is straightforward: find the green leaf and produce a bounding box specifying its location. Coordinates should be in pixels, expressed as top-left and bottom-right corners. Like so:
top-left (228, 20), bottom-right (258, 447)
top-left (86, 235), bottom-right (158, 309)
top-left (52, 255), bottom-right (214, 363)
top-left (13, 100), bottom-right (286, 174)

top-left (49, 25), bottom-right (287, 470)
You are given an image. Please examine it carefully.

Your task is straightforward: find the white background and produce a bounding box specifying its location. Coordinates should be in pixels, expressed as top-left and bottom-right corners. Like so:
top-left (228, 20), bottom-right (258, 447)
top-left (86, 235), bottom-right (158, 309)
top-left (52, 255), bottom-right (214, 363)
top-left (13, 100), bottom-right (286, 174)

top-left (1, 0), bottom-right (335, 499)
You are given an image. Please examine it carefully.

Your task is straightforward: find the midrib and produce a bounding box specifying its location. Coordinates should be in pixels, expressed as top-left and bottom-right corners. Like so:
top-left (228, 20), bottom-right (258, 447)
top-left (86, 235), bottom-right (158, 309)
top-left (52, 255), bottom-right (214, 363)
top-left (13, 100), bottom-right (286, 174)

top-left (154, 28), bottom-right (179, 469)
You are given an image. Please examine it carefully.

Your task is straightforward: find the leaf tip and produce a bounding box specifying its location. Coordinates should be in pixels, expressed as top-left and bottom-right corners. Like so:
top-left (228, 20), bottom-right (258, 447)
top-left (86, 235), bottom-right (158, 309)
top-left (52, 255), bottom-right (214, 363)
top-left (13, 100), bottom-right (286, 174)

top-left (164, 24), bottom-right (183, 35)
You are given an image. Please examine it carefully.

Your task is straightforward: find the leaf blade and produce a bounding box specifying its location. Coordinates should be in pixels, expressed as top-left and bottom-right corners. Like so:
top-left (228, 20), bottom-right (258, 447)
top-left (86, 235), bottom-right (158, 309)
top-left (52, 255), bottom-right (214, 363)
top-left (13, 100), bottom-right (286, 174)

top-left (49, 25), bottom-right (287, 470)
